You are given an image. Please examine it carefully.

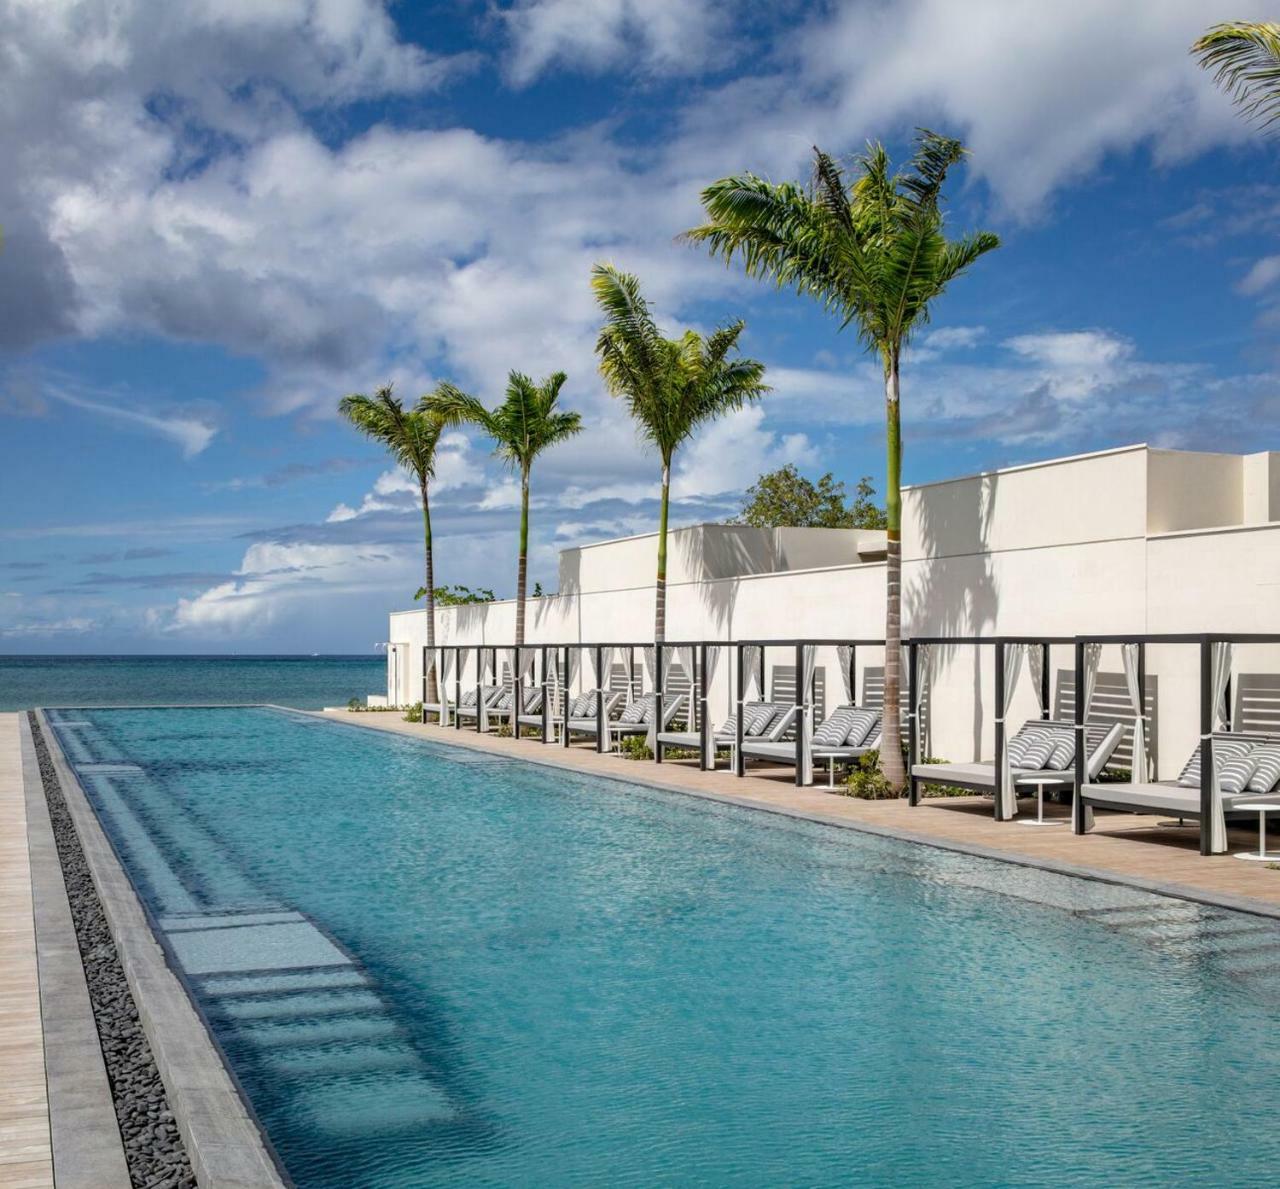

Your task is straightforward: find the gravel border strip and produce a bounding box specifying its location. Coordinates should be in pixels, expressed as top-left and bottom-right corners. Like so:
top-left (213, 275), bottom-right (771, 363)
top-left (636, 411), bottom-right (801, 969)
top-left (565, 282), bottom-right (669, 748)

top-left (27, 712), bottom-right (196, 1189)
top-left (19, 714), bottom-right (132, 1188)
top-left (31, 711), bottom-right (286, 1189)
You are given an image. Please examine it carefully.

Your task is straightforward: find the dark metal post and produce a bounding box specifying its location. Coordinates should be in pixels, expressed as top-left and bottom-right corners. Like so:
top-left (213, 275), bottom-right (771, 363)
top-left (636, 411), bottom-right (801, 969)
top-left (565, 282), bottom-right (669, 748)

top-left (794, 642), bottom-right (805, 787)
top-left (699, 643), bottom-right (711, 770)
top-left (422, 645), bottom-right (428, 707)
top-left (1072, 639), bottom-right (1086, 832)
top-left (735, 643), bottom-right (745, 777)
top-left (514, 646), bottom-right (523, 740)
top-left (908, 641), bottom-right (920, 805)
top-left (628, 647), bottom-right (637, 701)
top-left (595, 645), bottom-right (606, 753)
top-left (993, 639), bottom-right (1007, 822)
top-left (849, 645), bottom-right (857, 708)
top-left (654, 645), bottom-right (665, 763)
top-left (474, 645), bottom-right (483, 734)
top-left (1040, 642), bottom-right (1051, 720)
top-left (1200, 637), bottom-right (1214, 856)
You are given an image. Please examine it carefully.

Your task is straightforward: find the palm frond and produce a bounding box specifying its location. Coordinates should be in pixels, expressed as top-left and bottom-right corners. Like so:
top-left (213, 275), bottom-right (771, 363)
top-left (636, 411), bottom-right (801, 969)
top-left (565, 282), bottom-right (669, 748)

top-left (339, 384), bottom-right (444, 483)
top-left (1194, 22), bottom-right (1280, 127)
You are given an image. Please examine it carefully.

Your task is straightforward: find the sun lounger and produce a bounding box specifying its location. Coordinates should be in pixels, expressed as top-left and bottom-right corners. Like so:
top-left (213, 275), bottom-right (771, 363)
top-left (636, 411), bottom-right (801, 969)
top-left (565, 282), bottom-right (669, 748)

top-left (564, 690), bottom-right (627, 739)
top-left (453, 685), bottom-right (506, 726)
top-left (909, 719), bottom-right (1124, 801)
top-left (1079, 731), bottom-right (1280, 848)
top-left (740, 705), bottom-right (882, 785)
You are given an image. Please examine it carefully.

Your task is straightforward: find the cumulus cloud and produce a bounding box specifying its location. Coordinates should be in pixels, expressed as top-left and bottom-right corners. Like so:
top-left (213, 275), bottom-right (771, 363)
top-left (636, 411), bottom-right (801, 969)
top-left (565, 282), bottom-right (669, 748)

top-left (502, 0), bottom-right (729, 86)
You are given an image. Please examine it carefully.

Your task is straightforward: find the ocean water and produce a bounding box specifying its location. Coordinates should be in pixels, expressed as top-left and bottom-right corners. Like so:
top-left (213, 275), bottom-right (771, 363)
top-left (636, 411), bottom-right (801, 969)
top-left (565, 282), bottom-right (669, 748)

top-left (48, 705), bottom-right (1280, 1187)
top-left (0, 654), bottom-right (385, 711)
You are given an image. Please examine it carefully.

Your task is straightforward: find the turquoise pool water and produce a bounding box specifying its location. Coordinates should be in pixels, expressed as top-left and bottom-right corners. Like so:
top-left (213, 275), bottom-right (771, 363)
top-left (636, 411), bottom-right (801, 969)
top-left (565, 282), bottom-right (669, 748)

top-left (48, 707), bottom-right (1280, 1187)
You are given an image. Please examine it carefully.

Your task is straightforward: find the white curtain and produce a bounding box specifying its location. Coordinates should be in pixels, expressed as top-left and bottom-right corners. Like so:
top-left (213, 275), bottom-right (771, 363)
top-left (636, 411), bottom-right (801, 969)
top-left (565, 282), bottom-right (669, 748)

top-left (914, 644), bottom-right (932, 758)
top-left (800, 644), bottom-right (816, 784)
top-left (642, 646), bottom-right (656, 694)
top-left (1208, 641), bottom-right (1234, 853)
top-left (836, 644), bottom-right (854, 705)
top-left (1028, 645), bottom-right (1046, 716)
top-left (703, 645), bottom-right (724, 724)
top-left (479, 649), bottom-right (492, 732)
top-left (741, 644), bottom-right (762, 703)
top-left (998, 643), bottom-right (1027, 819)
top-left (545, 649), bottom-right (559, 722)
top-left (597, 646), bottom-right (616, 749)
top-left (1073, 643), bottom-right (1103, 831)
top-left (1212, 641), bottom-right (1233, 731)
top-left (1082, 643), bottom-right (1102, 719)
top-left (438, 648), bottom-right (454, 725)
top-left (1121, 643), bottom-right (1149, 784)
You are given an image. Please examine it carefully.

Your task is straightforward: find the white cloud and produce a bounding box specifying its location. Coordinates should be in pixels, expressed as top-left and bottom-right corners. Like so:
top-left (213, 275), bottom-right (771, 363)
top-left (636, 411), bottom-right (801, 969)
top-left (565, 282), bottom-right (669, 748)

top-left (672, 406), bottom-right (810, 500)
top-left (1238, 254), bottom-right (1280, 296)
top-left (789, 0), bottom-right (1271, 218)
top-left (165, 540), bottom-right (412, 635)
top-left (47, 387), bottom-right (217, 457)
top-left (502, 0), bottom-right (726, 86)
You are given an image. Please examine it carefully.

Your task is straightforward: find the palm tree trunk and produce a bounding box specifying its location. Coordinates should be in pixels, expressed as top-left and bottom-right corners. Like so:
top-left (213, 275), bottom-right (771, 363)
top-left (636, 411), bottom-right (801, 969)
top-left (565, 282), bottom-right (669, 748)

top-left (422, 480), bottom-right (439, 706)
top-left (880, 358), bottom-right (906, 790)
top-left (516, 471), bottom-right (530, 647)
top-left (655, 463), bottom-right (670, 643)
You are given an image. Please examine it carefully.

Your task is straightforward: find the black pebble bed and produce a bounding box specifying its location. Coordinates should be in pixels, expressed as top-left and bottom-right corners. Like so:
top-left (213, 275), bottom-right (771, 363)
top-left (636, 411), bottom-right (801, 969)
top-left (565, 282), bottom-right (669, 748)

top-left (27, 711), bottom-right (197, 1189)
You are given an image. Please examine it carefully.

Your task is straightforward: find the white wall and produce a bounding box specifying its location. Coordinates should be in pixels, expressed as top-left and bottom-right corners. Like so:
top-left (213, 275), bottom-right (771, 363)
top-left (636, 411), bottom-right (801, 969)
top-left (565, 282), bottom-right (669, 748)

top-left (386, 445), bottom-right (1280, 775)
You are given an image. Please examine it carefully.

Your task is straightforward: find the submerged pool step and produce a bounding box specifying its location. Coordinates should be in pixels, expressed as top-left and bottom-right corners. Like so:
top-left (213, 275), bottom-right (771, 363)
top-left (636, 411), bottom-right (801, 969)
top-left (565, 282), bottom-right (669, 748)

top-left (287, 1069), bottom-right (457, 1136)
top-left (230, 1011), bottom-right (403, 1050)
top-left (257, 1039), bottom-right (423, 1079)
top-left (214, 988), bottom-right (384, 1022)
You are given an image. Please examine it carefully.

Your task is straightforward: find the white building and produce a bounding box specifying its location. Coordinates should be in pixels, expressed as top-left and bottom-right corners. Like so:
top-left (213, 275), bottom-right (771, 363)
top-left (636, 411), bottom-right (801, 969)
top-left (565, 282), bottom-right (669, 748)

top-left (385, 444), bottom-right (1280, 775)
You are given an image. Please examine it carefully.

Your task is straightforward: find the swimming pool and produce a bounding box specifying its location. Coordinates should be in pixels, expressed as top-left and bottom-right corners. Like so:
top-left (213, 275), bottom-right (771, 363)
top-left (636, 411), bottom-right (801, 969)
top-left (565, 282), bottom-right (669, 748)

top-left (47, 706), bottom-right (1280, 1186)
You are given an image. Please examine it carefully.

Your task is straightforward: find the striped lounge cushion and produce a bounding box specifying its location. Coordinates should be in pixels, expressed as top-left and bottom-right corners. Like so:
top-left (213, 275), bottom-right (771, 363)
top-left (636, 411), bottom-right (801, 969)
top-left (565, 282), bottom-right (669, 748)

top-left (1247, 745), bottom-right (1280, 794)
top-left (619, 695), bottom-right (649, 725)
top-left (1178, 738), bottom-right (1252, 788)
top-left (812, 707), bottom-right (857, 746)
top-left (743, 704), bottom-right (780, 736)
top-left (1046, 733), bottom-right (1075, 770)
top-left (522, 689), bottom-right (544, 714)
top-left (1219, 751), bottom-right (1259, 795)
top-left (494, 690), bottom-right (514, 711)
top-left (460, 689), bottom-right (478, 707)
top-left (843, 709), bottom-right (880, 747)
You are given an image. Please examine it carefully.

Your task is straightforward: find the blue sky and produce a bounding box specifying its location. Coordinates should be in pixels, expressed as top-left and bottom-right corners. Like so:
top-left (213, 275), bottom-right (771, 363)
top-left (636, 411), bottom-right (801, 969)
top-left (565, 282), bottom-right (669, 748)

top-left (1, 0), bottom-right (1278, 654)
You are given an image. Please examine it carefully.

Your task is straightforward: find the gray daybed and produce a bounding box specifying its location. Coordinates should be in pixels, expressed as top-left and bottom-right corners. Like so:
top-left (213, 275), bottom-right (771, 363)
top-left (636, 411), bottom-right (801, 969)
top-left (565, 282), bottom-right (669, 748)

top-left (910, 719), bottom-right (1125, 804)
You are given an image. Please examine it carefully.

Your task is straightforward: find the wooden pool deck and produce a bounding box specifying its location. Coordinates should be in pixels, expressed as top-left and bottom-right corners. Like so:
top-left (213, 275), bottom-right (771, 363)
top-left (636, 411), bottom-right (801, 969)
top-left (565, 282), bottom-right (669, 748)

top-left (326, 710), bottom-right (1280, 917)
top-left (0, 714), bottom-right (52, 1189)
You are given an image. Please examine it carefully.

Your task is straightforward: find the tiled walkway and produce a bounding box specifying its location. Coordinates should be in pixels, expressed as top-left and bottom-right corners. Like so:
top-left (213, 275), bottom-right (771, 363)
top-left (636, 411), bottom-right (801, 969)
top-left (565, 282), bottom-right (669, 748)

top-left (0, 715), bottom-right (52, 1189)
top-left (327, 710), bottom-right (1280, 916)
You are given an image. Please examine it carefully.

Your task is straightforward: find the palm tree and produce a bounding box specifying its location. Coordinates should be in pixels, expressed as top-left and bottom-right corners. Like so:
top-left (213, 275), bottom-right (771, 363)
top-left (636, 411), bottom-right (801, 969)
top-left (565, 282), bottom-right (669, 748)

top-left (339, 385), bottom-right (446, 702)
top-left (684, 132), bottom-right (998, 789)
top-left (1194, 22), bottom-right (1280, 128)
top-left (423, 372), bottom-right (581, 645)
top-left (592, 264), bottom-right (769, 642)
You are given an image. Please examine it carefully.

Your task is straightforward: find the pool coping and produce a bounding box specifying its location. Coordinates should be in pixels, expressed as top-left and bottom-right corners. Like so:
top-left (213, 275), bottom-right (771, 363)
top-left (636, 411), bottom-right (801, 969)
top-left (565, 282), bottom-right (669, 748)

top-left (34, 709), bottom-right (286, 1189)
top-left (310, 708), bottom-right (1280, 925)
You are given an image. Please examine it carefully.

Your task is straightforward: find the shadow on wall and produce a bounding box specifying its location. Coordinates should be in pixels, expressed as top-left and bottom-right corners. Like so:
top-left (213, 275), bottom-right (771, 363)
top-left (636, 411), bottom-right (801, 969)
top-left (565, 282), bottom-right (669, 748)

top-left (681, 529), bottom-right (741, 640)
top-left (903, 471), bottom-right (1000, 759)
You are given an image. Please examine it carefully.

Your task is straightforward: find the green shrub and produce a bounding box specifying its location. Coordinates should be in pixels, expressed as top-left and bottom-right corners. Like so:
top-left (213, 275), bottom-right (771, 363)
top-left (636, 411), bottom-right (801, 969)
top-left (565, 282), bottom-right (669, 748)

top-left (402, 701), bottom-right (424, 723)
top-left (618, 736), bottom-right (654, 761)
top-left (347, 697), bottom-right (361, 711)
top-left (840, 749), bottom-right (898, 799)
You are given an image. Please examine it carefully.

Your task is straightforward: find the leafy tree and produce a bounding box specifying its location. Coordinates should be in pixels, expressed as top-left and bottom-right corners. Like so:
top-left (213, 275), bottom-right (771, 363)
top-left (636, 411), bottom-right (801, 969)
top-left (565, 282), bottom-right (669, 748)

top-left (423, 372), bottom-right (581, 645)
top-left (1194, 22), bottom-right (1280, 127)
top-left (686, 132), bottom-right (998, 789)
top-left (339, 385), bottom-right (445, 701)
top-left (738, 465), bottom-right (887, 530)
top-left (592, 263), bottom-right (769, 641)
top-left (416, 584), bottom-right (497, 605)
